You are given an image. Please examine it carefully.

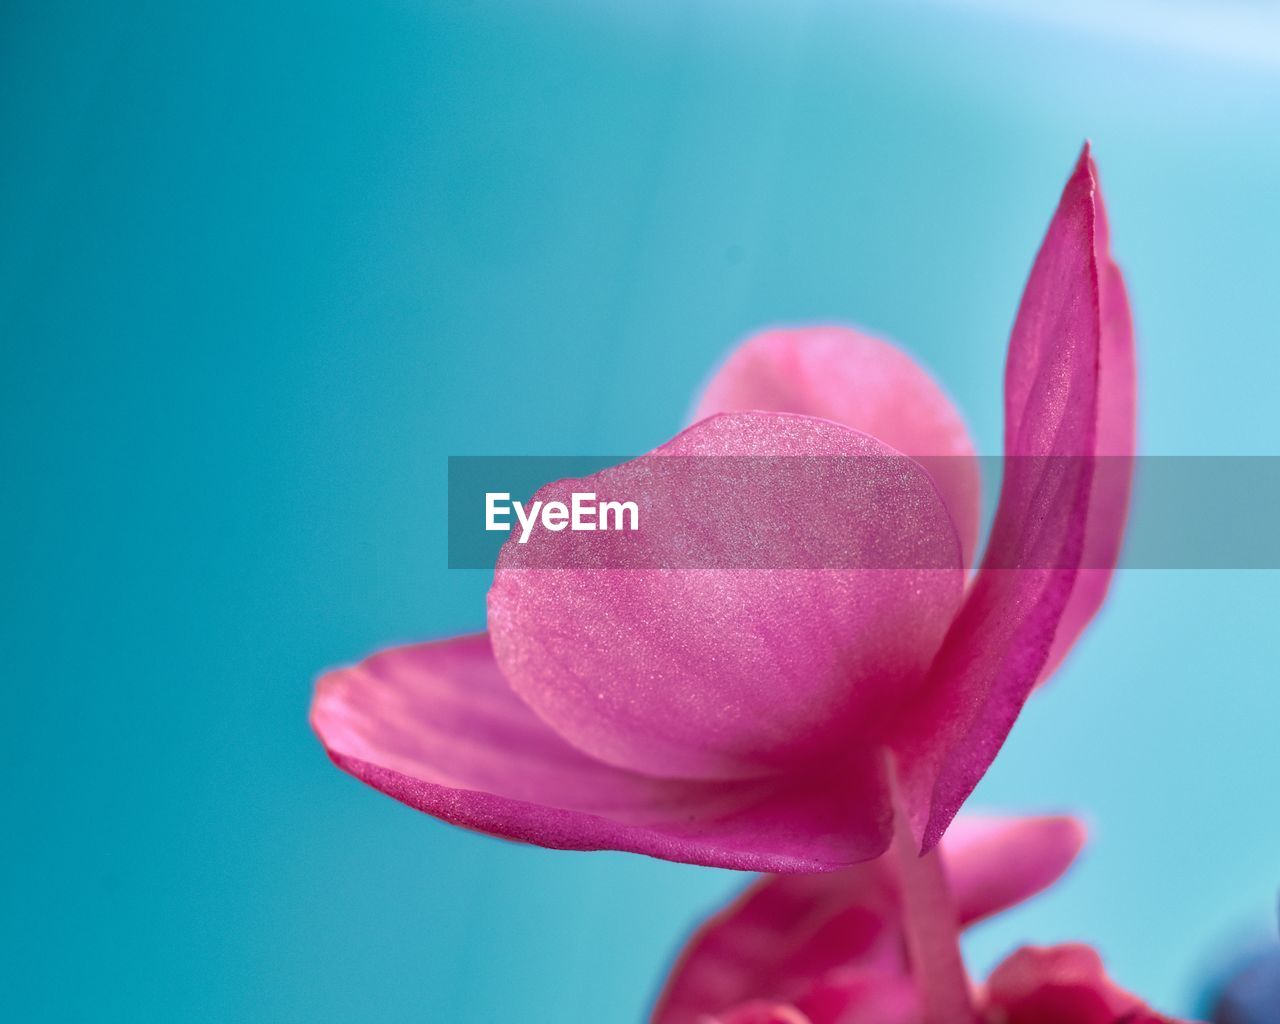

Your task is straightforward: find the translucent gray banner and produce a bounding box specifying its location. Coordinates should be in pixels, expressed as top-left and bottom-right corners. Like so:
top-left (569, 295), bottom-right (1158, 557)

top-left (447, 456), bottom-right (1280, 570)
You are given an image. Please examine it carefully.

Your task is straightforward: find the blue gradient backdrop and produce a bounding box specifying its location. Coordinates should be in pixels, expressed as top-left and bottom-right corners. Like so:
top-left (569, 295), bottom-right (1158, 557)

top-left (4, 1), bottom-right (1279, 1020)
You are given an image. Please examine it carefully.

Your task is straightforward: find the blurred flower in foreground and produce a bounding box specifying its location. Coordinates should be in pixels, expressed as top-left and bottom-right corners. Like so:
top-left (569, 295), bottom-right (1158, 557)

top-left (653, 815), bottom-right (1191, 1024)
top-left (311, 144), bottom-right (1134, 871)
top-left (1208, 929), bottom-right (1280, 1023)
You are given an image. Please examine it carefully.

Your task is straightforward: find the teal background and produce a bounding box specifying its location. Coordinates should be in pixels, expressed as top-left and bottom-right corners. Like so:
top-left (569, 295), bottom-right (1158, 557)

top-left (4, 1), bottom-right (1279, 1020)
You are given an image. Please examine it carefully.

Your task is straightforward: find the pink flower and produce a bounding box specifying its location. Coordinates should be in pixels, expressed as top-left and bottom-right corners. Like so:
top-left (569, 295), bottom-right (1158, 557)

top-left (311, 144), bottom-right (1134, 871)
top-left (653, 815), bottom-right (1191, 1024)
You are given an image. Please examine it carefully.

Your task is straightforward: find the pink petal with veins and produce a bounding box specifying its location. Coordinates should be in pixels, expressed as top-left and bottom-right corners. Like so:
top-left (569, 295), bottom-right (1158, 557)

top-left (1039, 155), bottom-right (1136, 682)
top-left (891, 144), bottom-right (1126, 850)
top-left (489, 412), bottom-right (963, 781)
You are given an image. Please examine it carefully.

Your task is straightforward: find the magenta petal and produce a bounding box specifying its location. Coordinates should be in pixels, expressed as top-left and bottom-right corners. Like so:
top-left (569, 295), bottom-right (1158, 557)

top-left (1039, 156), bottom-right (1136, 681)
top-left (791, 974), bottom-right (921, 1024)
top-left (651, 852), bottom-right (906, 1024)
top-left (942, 815), bottom-right (1086, 927)
top-left (891, 145), bottom-right (1122, 849)
top-left (714, 1003), bottom-right (815, 1024)
top-left (693, 327), bottom-right (981, 567)
top-left (651, 812), bottom-right (1072, 1024)
top-left (311, 634), bottom-right (894, 871)
top-left (489, 412), bottom-right (963, 781)
top-left (654, 814), bottom-right (1043, 1024)
top-left (981, 945), bottom-right (1188, 1024)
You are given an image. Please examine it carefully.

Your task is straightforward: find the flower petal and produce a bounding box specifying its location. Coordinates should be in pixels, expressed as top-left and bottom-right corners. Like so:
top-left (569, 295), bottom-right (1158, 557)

top-left (311, 633), bottom-right (894, 871)
top-left (942, 815), bottom-right (1086, 926)
top-left (788, 975), bottom-right (921, 1024)
top-left (890, 145), bottom-right (1122, 849)
top-left (1040, 156), bottom-right (1136, 681)
top-left (692, 327), bottom-right (981, 567)
top-left (651, 853), bottom-right (905, 1024)
top-left (489, 412), bottom-right (963, 781)
top-left (653, 813), bottom-right (1060, 1024)
top-left (714, 1003), bottom-right (815, 1024)
top-left (981, 945), bottom-right (1188, 1023)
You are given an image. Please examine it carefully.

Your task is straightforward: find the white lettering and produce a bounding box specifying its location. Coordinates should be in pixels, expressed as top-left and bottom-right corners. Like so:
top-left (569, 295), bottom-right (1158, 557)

top-left (488, 491), bottom-right (639, 543)
top-left (514, 499), bottom-right (543, 544)
top-left (571, 492), bottom-right (597, 530)
top-left (600, 499), bottom-right (639, 531)
top-left (485, 492), bottom-right (511, 532)
top-left (542, 501), bottom-right (569, 531)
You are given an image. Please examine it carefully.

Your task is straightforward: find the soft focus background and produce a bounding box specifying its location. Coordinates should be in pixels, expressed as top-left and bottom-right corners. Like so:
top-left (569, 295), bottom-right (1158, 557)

top-left (5, 1), bottom-right (1280, 1020)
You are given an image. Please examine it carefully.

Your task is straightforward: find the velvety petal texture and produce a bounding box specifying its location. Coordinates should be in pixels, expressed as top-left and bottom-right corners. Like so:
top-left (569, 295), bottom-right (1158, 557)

top-left (692, 326), bottom-right (981, 567)
top-left (312, 147), bottom-right (1134, 874)
top-left (312, 633), bottom-right (895, 871)
top-left (489, 412), bottom-right (963, 782)
top-left (891, 143), bottom-right (1134, 851)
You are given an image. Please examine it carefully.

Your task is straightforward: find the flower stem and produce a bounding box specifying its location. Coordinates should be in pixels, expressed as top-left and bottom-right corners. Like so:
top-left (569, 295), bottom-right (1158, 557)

top-left (890, 769), bottom-right (976, 1024)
